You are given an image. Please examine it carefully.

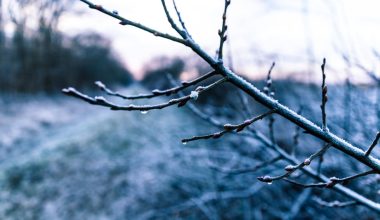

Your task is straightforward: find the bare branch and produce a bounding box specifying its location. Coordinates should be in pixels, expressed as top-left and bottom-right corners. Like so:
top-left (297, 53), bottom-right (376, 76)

top-left (284, 178), bottom-right (326, 188)
top-left (172, 0), bottom-right (191, 37)
top-left (365, 132), bottom-right (380, 157)
top-left (327, 170), bottom-right (378, 187)
top-left (78, 0), bottom-right (187, 45)
top-left (160, 0), bottom-right (188, 39)
top-left (56, 2), bottom-right (380, 217)
top-left (257, 144), bottom-right (330, 183)
top-left (284, 170), bottom-right (378, 188)
top-left (252, 131), bottom-right (380, 212)
top-left (223, 110), bottom-right (275, 131)
top-left (316, 59), bottom-right (328, 174)
top-left (219, 62), bottom-right (380, 173)
top-left (320, 58), bottom-right (328, 131)
top-left (94, 70), bottom-right (217, 100)
top-left (313, 197), bottom-right (357, 208)
top-left (263, 62), bottom-right (276, 143)
top-left (217, 0), bottom-right (231, 60)
top-left (77, 0), bottom-right (380, 176)
top-left (182, 100), bottom-right (380, 212)
top-left (182, 110), bottom-right (275, 143)
top-left (63, 78), bottom-right (226, 112)
top-left (263, 62), bottom-right (275, 96)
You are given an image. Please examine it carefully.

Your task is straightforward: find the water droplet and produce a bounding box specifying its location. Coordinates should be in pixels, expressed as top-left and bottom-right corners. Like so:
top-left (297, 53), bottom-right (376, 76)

top-left (267, 181), bottom-right (273, 185)
top-left (141, 111), bottom-right (148, 114)
top-left (182, 142), bottom-right (187, 145)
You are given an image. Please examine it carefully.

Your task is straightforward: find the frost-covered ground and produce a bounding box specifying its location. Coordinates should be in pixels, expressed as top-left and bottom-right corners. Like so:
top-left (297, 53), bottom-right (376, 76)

top-left (0, 86), bottom-right (214, 219)
top-left (0, 83), bottom-right (379, 219)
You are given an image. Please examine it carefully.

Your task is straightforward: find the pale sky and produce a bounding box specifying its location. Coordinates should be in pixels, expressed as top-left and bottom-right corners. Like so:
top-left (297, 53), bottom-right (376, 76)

top-left (56, 0), bottom-right (380, 82)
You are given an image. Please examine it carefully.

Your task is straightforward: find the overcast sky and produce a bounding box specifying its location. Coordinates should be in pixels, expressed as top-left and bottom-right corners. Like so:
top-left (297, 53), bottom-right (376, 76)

top-left (59, 0), bottom-right (380, 83)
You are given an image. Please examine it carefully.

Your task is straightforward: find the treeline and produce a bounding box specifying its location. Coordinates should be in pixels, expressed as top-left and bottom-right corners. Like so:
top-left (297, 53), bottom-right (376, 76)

top-left (0, 0), bottom-right (132, 93)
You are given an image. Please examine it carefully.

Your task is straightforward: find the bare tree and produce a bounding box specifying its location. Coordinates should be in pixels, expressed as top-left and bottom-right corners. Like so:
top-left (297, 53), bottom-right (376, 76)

top-left (63, 0), bottom-right (380, 215)
top-left (5, 0), bottom-right (69, 91)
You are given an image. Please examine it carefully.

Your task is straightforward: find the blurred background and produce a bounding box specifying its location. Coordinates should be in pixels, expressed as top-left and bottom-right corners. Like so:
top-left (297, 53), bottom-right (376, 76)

top-left (0, 0), bottom-right (379, 219)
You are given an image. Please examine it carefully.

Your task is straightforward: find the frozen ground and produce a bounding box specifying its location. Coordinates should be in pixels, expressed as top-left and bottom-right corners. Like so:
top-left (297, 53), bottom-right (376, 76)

top-left (0, 86), bottom-right (214, 219)
top-left (0, 83), bottom-right (379, 219)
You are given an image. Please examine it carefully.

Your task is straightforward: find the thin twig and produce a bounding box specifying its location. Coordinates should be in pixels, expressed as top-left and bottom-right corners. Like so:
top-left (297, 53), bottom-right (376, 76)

top-left (284, 178), bottom-right (325, 188)
top-left (182, 110), bottom-right (275, 143)
top-left (320, 58), bottom-right (328, 131)
top-left (313, 197), bottom-right (357, 208)
top-left (257, 144), bottom-right (331, 183)
top-left (284, 170), bottom-right (377, 188)
top-left (78, 0), bottom-right (186, 45)
top-left (95, 70), bottom-right (217, 100)
top-left (160, 0), bottom-right (188, 39)
top-left (365, 132), bottom-right (380, 156)
top-left (63, 78), bottom-right (226, 112)
top-left (263, 62), bottom-right (275, 96)
top-left (263, 62), bottom-right (276, 144)
top-left (172, 0), bottom-right (191, 37)
top-left (217, 0), bottom-right (231, 60)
